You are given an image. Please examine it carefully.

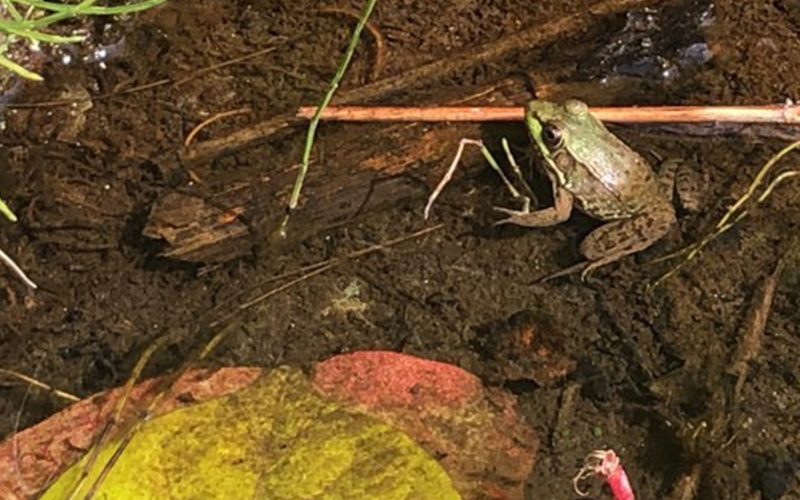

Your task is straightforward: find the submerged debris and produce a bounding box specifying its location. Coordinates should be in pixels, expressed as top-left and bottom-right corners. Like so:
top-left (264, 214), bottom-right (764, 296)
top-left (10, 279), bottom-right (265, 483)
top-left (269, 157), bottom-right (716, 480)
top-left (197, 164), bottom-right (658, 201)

top-left (577, 0), bottom-right (715, 87)
top-left (574, 449), bottom-right (635, 500)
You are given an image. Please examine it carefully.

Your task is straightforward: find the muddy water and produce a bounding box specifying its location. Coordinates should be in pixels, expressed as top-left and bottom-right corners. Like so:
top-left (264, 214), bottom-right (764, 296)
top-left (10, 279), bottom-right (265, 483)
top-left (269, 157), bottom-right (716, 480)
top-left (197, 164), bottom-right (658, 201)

top-left (2, 0), bottom-right (800, 498)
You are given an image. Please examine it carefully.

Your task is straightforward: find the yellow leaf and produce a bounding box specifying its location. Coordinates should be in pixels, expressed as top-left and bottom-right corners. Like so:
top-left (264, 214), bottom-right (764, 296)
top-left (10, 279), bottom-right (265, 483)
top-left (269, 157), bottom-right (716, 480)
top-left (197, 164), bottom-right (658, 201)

top-left (42, 367), bottom-right (461, 500)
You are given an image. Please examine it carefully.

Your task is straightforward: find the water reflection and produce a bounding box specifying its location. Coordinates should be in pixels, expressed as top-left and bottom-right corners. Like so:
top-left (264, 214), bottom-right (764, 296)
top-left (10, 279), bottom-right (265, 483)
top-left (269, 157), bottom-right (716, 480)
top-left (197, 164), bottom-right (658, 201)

top-left (587, 1), bottom-right (715, 86)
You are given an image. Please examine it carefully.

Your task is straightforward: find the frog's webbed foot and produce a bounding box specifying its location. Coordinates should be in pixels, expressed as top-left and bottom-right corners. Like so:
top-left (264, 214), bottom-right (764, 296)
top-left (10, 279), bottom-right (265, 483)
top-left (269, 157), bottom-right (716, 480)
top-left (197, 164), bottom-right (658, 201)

top-left (492, 202), bottom-right (530, 224)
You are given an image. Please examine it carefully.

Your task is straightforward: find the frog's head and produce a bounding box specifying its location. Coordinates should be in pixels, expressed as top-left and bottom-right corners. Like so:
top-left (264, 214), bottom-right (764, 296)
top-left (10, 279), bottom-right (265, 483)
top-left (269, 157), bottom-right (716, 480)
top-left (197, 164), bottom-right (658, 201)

top-left (526, 99), bottom-right (606, 185)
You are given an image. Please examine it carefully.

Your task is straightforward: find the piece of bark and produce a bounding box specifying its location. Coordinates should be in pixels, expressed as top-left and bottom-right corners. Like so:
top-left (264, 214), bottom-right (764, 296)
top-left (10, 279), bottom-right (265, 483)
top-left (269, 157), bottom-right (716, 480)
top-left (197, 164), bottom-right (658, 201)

top-left (144, 77), bottom-right (531, 263)
top-left (142, 189), bottom-right (252, 262)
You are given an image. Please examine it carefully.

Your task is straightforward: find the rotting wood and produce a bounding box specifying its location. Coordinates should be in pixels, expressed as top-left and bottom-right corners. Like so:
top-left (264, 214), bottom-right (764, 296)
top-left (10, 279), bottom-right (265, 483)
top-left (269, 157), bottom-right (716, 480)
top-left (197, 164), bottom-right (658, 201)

top-left (145, 77), bottom-right (533, 263)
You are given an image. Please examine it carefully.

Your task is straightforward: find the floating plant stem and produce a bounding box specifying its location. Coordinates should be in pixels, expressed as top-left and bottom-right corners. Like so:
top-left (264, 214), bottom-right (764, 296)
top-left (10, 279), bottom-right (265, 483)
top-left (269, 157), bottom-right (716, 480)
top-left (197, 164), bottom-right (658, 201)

top-left (280, 0), bottom-right (379, 237)
top-left (296, 103), bottom-right (800, 124)
top-left (1, 0), bottom-right (23, 21)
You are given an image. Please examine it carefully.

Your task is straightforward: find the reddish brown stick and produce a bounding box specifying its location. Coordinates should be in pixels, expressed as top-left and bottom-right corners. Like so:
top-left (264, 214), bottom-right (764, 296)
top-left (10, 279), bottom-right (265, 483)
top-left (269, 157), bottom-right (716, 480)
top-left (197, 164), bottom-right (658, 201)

top-left (296, 104), bottom-right (800, 124)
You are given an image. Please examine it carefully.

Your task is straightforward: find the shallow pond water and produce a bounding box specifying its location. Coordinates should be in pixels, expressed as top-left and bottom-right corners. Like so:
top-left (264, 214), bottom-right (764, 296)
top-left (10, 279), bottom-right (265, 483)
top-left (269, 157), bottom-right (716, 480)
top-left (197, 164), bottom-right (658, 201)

top-left (2, 1), bottom-right (800, 498)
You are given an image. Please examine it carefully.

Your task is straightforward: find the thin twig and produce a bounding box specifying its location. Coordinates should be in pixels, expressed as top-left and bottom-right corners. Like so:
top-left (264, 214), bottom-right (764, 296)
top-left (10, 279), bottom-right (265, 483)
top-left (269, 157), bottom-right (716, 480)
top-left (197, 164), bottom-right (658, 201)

top-left (295, 104), bottom-right (800, 124)
top-left (0, 246), bottom-right (37, 289)
top-left (209, 223), bottom-right (444, 328)
top-left (729, 256), bottom-right (786, 400)
top-left (0, 368), bottom-right (79, 401)
top-left (184, 108), bottom-right (252, 147)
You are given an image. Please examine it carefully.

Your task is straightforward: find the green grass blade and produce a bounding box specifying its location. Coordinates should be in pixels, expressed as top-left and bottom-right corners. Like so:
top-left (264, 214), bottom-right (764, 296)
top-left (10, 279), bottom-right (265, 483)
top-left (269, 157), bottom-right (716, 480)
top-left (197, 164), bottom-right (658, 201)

top-left (2, 0), bottom-right (24, 21)
top-left (285, 0), bottom-right (379, 220)
top-left (0, 52), bottom-right (43, 80)
top-left (0, 197), bottom-right (19, 222)
top-left (12, 0), bottom-right (168, 16)
top-left (0, 22), bottom-right (84, 43)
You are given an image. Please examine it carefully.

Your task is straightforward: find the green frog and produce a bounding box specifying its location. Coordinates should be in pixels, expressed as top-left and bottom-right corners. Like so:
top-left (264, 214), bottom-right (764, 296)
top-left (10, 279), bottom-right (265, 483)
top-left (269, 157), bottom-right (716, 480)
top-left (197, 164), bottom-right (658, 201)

top-left (496, 99), bottom-right (699, 280)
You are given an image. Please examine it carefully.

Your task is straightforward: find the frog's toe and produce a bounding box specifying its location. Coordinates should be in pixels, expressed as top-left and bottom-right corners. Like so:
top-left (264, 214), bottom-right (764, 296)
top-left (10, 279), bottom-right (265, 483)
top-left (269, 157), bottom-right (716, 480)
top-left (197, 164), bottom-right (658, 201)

top-left (676, 165), bottom-right (708, 213)
top-left (493, 206), bottom-right (530, 216)
top-left (492, 206), bottom-right (529, 226)
top-left (580, 259), bottom-right (612, 281)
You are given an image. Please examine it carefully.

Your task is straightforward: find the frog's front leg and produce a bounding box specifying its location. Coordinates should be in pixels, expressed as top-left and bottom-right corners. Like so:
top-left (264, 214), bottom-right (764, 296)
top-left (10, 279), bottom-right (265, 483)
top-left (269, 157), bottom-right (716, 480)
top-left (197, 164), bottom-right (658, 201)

top-left (579, 208), bottom-right (676, 278)
top-left (424, 138), bottom-right (532, 219)
top-left (494, 186), bottom-right (574, 227)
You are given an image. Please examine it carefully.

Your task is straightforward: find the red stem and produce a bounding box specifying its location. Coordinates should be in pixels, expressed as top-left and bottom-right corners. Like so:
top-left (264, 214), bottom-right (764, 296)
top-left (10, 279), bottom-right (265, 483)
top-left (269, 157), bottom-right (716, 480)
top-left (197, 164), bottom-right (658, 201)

top-left (296, 104), bottom-right (800, 124)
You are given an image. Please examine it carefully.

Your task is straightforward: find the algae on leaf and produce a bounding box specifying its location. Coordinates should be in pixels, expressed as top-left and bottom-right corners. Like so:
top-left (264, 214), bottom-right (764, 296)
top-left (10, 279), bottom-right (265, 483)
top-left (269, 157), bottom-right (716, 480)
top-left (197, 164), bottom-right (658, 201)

top-left (41, 367), bottom-right (461, 500)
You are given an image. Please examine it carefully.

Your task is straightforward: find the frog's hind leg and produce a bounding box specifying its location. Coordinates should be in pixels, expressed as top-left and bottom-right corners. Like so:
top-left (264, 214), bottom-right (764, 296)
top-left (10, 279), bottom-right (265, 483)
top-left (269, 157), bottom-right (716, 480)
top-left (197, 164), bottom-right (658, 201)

top-left (657, 158), bottom-right (679, 200)
top-left (675, 164), bottom-right (705, 212)
top-left (658, 158), bottom-right (704, 213)
top-left (495, 186), bottom-right (573, 227)
top-left (579, 211), bottom-right (675, 279)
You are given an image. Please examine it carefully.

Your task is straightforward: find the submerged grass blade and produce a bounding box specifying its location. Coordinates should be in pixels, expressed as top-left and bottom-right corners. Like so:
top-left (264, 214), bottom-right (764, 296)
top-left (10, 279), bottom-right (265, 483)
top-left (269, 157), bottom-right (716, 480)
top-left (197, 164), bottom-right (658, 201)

top-left (281, 0), bottom-right (379, 235)
top-left (0, 52), bottom-right (43, 79)
top-left (2, 0), bottom-right (23, 21)
top-left (0, 22), bottom-right (84, 43)
top-left (12, 0), bottom-right (168, 16)
top-left (648, 139), bottom-right (800, 290)
top-left (0, 197), bottom-right (19, 221)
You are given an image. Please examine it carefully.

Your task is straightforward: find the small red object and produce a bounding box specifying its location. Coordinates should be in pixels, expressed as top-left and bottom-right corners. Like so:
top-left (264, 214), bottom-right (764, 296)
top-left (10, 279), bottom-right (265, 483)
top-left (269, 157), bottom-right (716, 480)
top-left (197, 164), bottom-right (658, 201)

top-left (573, 449), bottom-right (635, 500)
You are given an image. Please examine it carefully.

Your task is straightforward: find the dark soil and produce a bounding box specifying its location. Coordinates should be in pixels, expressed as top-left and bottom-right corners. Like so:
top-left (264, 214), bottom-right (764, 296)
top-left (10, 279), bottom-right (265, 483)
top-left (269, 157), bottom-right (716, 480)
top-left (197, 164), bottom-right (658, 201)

top-left (3, 0), bottom-right (800, 498)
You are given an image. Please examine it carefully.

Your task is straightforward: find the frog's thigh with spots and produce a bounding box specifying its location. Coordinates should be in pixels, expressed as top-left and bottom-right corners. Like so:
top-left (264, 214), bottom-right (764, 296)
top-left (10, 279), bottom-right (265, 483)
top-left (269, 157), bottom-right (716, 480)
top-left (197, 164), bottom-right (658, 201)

top-left (658, 158), bottom-right (705, 213)
top-left (579, 210), bottom-right (676, 270)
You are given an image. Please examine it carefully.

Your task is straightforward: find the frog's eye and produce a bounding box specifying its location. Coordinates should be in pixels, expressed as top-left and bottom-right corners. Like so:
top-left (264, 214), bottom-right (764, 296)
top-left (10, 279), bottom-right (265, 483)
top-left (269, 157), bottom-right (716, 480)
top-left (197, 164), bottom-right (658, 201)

top-left (542, 124), bottom-right (563, 149)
